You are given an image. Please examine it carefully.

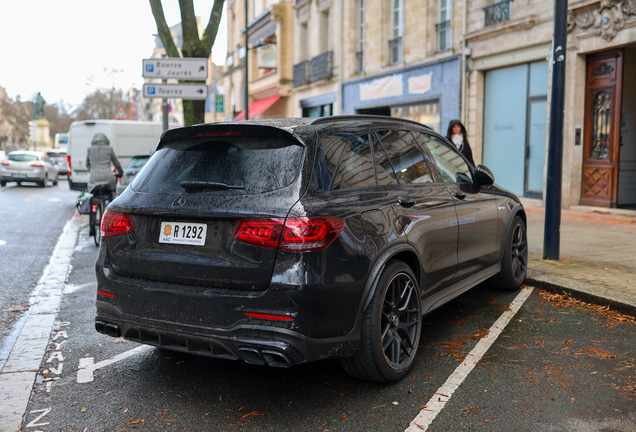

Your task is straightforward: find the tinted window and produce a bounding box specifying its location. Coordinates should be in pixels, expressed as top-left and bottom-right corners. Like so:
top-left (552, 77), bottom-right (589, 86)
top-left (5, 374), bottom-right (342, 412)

top-left (375, 130), bottom-right (434, 184)
top-left (131, 136), bottom-right (304, 195)
top-left (8, 154), bottom-right (38, 162)
top-left (332, 134), bottom-right (378, 190)
top-left (421, 134), bottom-right (472, 184)
top-left (314, 134), bottom-right (348, 192)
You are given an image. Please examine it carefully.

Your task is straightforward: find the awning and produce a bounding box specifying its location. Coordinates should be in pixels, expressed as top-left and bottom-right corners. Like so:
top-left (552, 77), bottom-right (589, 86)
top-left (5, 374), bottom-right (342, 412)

top-left (234, 94), bottom-right (281, 121)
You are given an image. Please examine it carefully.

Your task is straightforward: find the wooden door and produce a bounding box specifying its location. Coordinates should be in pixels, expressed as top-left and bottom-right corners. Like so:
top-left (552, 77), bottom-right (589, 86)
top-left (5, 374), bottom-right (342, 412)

top-left (580, 50), bottom-right (623, 207)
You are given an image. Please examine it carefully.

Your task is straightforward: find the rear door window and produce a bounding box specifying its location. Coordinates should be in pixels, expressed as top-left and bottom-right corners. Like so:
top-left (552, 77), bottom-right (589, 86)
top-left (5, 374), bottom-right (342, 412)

top-left (331, 133), bottom-right (378, 190)
top-left (131, 135), bottom-right (305, 195)
top-left (374, 130), bottom-right (435, 184)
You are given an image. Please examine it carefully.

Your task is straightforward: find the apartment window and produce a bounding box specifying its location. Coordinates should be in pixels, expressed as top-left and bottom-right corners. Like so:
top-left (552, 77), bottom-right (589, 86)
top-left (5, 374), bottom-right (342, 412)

top-left (357, 0), bottom-right (364, 73)
top-left (437, 0), bottom-right (451, 52)
top-left (390, 0), bottom-right (403, 64)
top-left (320, 10), bottom-right (331, 53)
top-left (484, 0), bottom-right (512, 26)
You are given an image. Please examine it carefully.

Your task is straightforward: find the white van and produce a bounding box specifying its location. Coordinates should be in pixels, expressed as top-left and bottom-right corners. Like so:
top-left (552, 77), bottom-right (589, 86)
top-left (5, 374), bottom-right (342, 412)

top-left (67, 120), bottom-right (168, 191)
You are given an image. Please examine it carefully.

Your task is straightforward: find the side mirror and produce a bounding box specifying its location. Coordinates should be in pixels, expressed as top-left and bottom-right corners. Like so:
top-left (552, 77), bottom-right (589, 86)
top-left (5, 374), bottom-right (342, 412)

top-left (474, 165), bottom-right (495, 186)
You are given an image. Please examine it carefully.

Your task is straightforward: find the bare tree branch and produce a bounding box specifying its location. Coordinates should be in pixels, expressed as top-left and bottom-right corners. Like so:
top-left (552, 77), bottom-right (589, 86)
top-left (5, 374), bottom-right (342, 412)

top-left (202, 0), bottom-right (225, 53)
top-left (149, 0), bottom-right (181, 58)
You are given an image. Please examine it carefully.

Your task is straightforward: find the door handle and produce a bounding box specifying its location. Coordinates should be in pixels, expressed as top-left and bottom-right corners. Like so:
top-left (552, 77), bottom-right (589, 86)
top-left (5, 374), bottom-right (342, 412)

top-left (454, 191), bottom-right (466, 200)
top-left (398, 199), bottom-right (415, 208)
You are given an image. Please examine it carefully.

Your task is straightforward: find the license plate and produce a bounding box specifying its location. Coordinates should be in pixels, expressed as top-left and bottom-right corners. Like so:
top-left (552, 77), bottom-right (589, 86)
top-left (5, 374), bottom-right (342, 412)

top-left (11, 174), bottom-right (27, 178)
top-left (159, 222), bottom-right (207, 246)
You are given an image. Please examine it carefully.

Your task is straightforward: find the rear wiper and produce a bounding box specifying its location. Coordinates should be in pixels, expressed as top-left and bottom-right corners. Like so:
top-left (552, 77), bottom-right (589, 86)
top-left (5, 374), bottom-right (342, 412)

top-left (180, 181), bottom-right (245, 191)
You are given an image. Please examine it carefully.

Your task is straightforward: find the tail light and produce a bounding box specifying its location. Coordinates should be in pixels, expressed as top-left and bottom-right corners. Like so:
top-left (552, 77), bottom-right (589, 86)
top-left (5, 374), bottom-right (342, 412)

top-left (234, 216), bottom-right (344, 252)
top-left (31, 163), bottom-right (44, 167)
top-left (1, 161), bottom-right (9, 166)
top-left (67, 155), bottom-right (72, 174)
top-left (101, 211), bottom-right (134, 238)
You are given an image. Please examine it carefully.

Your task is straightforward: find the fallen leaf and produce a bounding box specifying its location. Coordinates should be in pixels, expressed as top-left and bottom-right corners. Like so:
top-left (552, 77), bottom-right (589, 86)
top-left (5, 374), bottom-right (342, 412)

top-left (124, 419), bottom-right (145, 425)
top-left (241, 411), bottom-right (263, 419)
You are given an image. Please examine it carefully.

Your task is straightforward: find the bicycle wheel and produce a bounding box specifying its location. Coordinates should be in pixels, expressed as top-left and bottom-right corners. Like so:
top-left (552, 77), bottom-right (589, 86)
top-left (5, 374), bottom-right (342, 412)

top-left (93, 202), bottom-right (103, 247)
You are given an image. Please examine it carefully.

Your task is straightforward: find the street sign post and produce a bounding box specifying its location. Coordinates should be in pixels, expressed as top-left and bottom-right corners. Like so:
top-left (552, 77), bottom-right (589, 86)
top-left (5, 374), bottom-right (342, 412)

top-left (142, 58), bottom-right (208, 80)
top-left (143, 84), bottom-right (208, 100)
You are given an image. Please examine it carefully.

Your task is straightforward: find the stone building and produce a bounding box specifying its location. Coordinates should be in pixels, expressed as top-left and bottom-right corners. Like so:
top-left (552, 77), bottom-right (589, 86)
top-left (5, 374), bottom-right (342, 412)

top-left (565, 0), bottom-right (636, 209)
top-left (465, 0), bottom-right (636, 209)
top-left (223, 0), bottom-right (294, 121)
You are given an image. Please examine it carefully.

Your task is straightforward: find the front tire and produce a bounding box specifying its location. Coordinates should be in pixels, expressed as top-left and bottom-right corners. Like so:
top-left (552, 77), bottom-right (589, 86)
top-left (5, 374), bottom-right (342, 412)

top-left (341, 260), bottom-right (421, 382)
top-left (491, 215), bottom-right (528, 290)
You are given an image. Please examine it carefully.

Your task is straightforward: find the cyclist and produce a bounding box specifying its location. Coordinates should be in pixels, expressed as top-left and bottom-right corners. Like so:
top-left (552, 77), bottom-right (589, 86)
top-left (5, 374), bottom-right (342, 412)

top-left (86, 132), bottom-right (123, 199)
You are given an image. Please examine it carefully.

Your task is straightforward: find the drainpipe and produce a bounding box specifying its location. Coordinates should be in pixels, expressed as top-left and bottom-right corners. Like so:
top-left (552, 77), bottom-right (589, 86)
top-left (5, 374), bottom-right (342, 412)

top-left (338, 0), bottom-right (344, 114)
top-left (461, 0), bottom-right (468, 125)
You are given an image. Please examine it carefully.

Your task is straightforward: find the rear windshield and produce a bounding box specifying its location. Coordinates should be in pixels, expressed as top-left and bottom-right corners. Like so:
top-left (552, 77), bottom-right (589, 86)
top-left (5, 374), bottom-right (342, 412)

top-left (8, 154), bottom-right (38, 162)
top-left (130, 136), bottom-right (305, 195)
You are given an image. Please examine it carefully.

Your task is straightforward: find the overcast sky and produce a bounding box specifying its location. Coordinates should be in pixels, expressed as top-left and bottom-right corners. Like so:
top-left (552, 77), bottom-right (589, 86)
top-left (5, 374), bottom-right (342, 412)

top-left (0, 1), bottom-right (227, 109)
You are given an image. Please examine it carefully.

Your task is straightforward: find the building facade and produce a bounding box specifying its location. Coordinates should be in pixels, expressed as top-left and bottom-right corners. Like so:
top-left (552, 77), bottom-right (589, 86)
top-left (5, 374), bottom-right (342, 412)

top-left (337, 0), bottom-right (464, 133)
top-left (565, 0), bottom-right (636, 209)
top-left (223, 0), bottom-right (294, 121)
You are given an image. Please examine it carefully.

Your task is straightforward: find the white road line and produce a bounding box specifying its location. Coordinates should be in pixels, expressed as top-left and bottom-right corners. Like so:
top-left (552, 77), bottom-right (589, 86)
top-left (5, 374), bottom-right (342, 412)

top-left (0, 212), bottom-right (81, 432)
top-left (77, 345), bottom-right (153, 383)
top-left (405, 286), bottom-right (535, 432)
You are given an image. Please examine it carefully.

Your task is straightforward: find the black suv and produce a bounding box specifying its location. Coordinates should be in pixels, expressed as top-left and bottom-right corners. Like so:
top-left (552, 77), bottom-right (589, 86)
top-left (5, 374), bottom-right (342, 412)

top-left (95, 116), bottom-right (527, 382)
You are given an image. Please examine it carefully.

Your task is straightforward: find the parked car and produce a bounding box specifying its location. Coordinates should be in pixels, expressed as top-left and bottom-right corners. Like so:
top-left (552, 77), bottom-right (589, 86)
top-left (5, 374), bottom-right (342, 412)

top-left (115, 154), bottom-right (151, 196)
top-left (1, 150), bottom-right (59, 187)
top-left (46, 149), bottom-right (70, 176)
top-left (94, 116), bottom-right (527, 382)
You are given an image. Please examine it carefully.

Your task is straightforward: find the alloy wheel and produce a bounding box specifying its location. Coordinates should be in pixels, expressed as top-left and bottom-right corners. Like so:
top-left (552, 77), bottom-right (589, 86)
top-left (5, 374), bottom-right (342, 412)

top-left (381, 273), bottom-right (420, 369)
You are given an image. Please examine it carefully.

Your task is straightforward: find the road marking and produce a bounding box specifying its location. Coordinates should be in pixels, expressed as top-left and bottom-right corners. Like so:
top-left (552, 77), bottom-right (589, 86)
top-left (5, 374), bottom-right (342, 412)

top-left (77, 345), bottom-right (153, 383)
top-left (0, 240), bottom-right (5, 246)
top-left (25, 408), bottom-right (51, 428)
top-left (0, 213), bottom-right (81, 432)
top-left (405, 287), bottom-right (534, 432)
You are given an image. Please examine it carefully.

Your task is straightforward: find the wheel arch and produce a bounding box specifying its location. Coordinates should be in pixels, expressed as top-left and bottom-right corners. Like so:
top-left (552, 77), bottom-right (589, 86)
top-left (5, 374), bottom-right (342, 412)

top-left (358, 243), bottom-right (421, 314)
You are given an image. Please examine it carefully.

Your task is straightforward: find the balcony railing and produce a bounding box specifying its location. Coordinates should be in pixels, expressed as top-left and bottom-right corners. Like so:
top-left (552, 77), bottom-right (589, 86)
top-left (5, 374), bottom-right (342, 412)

top-left (436, 20), bottom-right (451, 52)
top-left (483, 0), bottom-right (512, 27)
top-left (311, 51), bottom-right (333, 81)
top-left (293, 60), bottom-right (311, 87)
top-left (356, 51), bottom-right (364, 74)
top-left (389, 37), bottom-right (402, 65)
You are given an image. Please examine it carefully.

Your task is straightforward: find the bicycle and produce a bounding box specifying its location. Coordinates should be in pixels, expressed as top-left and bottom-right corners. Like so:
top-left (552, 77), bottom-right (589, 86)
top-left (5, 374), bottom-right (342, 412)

top-left (88, 185), bottom-right (115, 247)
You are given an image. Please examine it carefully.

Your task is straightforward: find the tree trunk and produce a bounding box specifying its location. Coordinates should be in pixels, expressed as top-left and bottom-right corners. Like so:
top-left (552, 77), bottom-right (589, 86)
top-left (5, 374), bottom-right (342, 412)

top-left (183, 100), bottom-right (206, 126)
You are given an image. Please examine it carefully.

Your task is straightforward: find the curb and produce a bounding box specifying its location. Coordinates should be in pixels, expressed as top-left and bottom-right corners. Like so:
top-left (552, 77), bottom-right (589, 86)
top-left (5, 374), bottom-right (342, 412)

top-left (526, 270), bottom-right (636, 318)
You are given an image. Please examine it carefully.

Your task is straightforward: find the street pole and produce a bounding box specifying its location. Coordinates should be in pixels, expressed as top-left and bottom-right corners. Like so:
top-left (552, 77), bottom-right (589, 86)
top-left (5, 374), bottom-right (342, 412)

top-left (162, 54), bottom-right (169, 131)
top-left (543, 0), bottom-right (568, 260)
top-left (244, 0), bottom-right (249, 120)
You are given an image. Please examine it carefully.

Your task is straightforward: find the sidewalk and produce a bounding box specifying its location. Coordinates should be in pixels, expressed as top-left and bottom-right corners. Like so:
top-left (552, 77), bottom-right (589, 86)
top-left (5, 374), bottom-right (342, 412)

top-left (523, 201), bottom-right (636, 316)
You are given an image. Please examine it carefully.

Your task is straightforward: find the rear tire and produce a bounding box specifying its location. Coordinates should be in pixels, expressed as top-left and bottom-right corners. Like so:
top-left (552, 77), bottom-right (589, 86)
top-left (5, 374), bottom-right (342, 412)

top-left (340, 260), bottom-right (421, 382)
top-left (490, 215), bottom-right (528, 291)
top-left (0, 180), bottom-right (5, 187)
top-left (53, 175), bottom-right (58, 186)
top-left (39, 175), bottom-right (47, 188)
top-left (93, 203), bottom-right (103, 247)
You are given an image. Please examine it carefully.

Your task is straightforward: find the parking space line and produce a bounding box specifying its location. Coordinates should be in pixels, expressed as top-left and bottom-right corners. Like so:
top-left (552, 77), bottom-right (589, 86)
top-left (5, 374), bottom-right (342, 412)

top-left (405, 286), bottom-right (534, 432)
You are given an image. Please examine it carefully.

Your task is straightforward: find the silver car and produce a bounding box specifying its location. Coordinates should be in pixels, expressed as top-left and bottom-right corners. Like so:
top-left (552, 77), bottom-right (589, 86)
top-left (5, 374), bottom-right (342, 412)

top-left (0, 150), bottom-right (59, 187)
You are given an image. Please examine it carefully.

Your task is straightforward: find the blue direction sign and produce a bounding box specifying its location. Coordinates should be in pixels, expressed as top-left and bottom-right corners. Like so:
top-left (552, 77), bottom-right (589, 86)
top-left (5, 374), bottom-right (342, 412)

top-left (142, 58), bottom-right (208, 80)
top-left (143, 84), bottom-right (208, 100)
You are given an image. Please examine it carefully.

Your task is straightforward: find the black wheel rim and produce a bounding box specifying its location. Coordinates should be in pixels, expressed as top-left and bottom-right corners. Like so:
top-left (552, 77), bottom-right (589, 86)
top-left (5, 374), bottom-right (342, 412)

top-left (511, 223), bottom-right (527, 281)
top-left (381, 273), bottom-right (420, 369)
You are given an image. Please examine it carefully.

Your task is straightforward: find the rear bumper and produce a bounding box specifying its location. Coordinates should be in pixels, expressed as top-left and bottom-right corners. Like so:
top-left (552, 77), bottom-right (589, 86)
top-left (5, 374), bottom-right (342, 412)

top-left (95, 305), bottom-right (361, 367)
top-left (1, 173), bottom-right (44, 182)
top-left (95, 251), bottom-right (368, 366)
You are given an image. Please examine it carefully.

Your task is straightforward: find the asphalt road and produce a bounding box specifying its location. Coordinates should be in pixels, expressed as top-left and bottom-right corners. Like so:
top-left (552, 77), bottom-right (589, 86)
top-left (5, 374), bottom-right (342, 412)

top-left (0, 179), bottom-right (77, 359)
top-left (2, 180), bottom-right (635, 431)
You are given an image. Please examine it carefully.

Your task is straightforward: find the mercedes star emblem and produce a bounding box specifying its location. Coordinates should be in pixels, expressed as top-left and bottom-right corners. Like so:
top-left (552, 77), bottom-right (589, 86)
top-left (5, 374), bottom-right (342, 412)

top-left (171, 196), bottom-right (187, 209)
